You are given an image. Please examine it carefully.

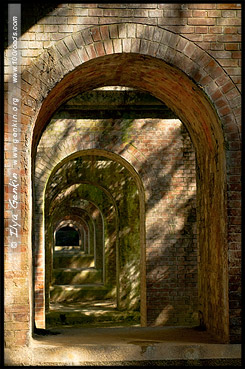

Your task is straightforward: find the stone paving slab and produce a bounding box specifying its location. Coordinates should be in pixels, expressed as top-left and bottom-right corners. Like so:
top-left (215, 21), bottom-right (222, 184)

top-left (5, 326), bottom-right (241, 366)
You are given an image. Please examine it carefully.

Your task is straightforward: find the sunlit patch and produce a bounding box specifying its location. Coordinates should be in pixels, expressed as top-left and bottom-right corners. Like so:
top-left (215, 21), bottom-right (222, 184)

top-left (153, 305), bottom-right (174, 326)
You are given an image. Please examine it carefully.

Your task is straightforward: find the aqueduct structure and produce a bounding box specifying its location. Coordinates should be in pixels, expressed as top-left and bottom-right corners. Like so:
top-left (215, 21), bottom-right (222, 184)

top-left (4, 4), bottom-right (241, 364)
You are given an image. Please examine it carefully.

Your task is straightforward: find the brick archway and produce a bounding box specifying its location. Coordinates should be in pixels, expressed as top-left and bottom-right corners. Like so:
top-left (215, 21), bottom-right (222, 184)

top-left (43, 149), bottom-right (145, 321)
top-left (54, 219), bottom-right (88, 248)
top-left (6, 23), bottom-right (240, 344)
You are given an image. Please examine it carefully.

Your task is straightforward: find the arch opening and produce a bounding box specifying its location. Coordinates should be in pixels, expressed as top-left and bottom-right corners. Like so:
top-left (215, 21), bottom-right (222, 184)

top-left (55, 226), bottom-right (80, 247)
top-left (32, 52), bottom-right (229, 342)
top-left (43, 150), bottom-right (144, 328)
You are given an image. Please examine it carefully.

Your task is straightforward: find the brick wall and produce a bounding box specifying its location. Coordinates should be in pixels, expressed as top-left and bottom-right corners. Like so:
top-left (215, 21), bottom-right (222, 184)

top-left (19, 3), bottom-right (241, 90)
top-left (35, 115), bottom-right (198, 326)
top-left (4, 3), bottom-right (241, 347)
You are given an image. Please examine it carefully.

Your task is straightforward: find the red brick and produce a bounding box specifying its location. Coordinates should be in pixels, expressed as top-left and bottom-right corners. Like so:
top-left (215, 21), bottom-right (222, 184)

top-left (224, 67), bottom-right (241, 76)
top-left (224, 26), bottom-right (239, 34)
top-left (215, 97), bottom-right (227, 109)
top-left (225, 88), bottom-right (240, 101)
top-left (208, 10), bottom-right (221, 17)
top-left (69, 50), bottom-right (81, 67)
top-left (229, 141), bottom-right (241, 151)
top-left (222, 10), bottom-right (238, 17)
top-left (91, 27), bottom-right (101, 42)
top-left (210, 88), bottom-right (223, 102)
top-left (158, 4), bottom-right (182, 9)
top-left (122, 38), bottom-right (131, 53)
top-left (72, 32), bottom-right (85, 48)
top-left (227, 209), bottom-right (241, 217)
top-left (218, 105), bottom-right (231, 117)
top-left (217, 18), bottom-right (241, 26)
top-left (77, 47), bottom-right (89, 62)
top-left (195, 26), bottom-right (208, 33)
top-left (109, 24), bottom-right (119, 38)
top-left (217, 4), bottom-right (241, 10)
top-left (227, 175), bottom-right (241, 184)
top-left (82, 28), bottom-right (93, 44)
top-left (228, 216), bottom-right (241, 225)
top-left (21, 70), bottom-right (37, 85)
top-left (181, 10), bottom-right (193, 17)
top-left (184, 42), bottom-right (197, 58)
top-left (103, 9), bottom-right (133, 17)
top-left (203, 34), bottom-right (218, 42)
top-left (85, 44), bottom-right (97, 59)
top-left (112, 38), bottom-right (122, 53)
top-left (225, 43), bottom-right (239, 50)
top-left (94, 42), bottom-right (105, 57)
top-left (198, 44), bottom-right (215, 58)
top-left (209, 50), bottom-right (231, 58)
top-left (176, 37), bottom-right (188, 52)
top-left (148, 41), bottom-right (159, 56)
top-left (118, 23), bottom-right (127, 38)
top-left (188, 4), bottom-right (216, 9)
top-left (56, 40), bottom-right (69, 56)
top-left (165, 26), bottom-right (194, 34)
top-left (103, 39), bottom-right (113, 54)
top-left (210, 43), bottom-right (224, 50)
top-left (192, 10), bottom-right (207, 17)
top-left (158, 17), bottom-right (187, 26)
top-left (232, 51), bottom-right (241, 58)
top-left (215, 73), bottom-right (231, 87)
top-left (188, 18), bottom-right (215, 26)
top-left (100, 25), bottom-right (110, 40)
top-left (134, 9), bottom-right (149, 17)
top-left (183, 33), bottom-right (203, 42)
top-left (127, 23), bottom-right (136, 38)
top-left (198, 53), bottom-right (212, 68)
top-left (161, 9), bottom-right (179, 17)
top-left (209, 26), bottom-right (222, 34)
top-left (88, 8), bottom-right (103, 17)
top-left (14, 330), bottom-right (29, 346)
top-left (229, 96), bottom-right (241, 109)
top-left (218, 34), bottom-right (241, 42)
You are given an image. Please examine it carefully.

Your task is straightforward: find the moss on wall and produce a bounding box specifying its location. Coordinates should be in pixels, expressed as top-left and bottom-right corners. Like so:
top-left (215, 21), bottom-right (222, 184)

top-left (45, 154), bottom-right (141, 311)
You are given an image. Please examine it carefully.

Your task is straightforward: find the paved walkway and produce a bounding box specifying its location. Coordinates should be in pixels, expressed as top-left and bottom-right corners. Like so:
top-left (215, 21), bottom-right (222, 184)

top-left (5, 302), bottom-right (242, 366)
top-left (5, 326), bottom-right (240, 366)
top-left (33, 325), bottom-right (219, 346)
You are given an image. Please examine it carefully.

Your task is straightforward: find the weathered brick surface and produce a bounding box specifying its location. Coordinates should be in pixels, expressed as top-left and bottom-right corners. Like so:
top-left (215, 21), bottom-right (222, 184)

top-left (35, 116), bottom-right (197, 326)
top-left (4, 3), bottom-right (241, 347)
top-left (5, 3), bottom-right (240, 89)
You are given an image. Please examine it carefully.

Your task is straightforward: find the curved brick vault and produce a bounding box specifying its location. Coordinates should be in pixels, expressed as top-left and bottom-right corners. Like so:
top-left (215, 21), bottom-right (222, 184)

top-left (5, 23), bottom-right (241, 345)
top-left (54, 217), bottom-right (90, 250)
top-left (43, 151), bottom-right (143, 317)
top-left (47, 191), bottom-right (104, 259)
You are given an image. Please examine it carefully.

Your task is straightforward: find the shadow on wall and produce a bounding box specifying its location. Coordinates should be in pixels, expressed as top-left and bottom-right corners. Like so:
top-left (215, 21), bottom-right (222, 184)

top-left (45, 155), bottom-right (141, 312)
top-left (34, 112), bottom-right (198, 327)
top-left (4, 1), bottom-right (59, 48)
top-left (146, 195), bottom-right (198, 326)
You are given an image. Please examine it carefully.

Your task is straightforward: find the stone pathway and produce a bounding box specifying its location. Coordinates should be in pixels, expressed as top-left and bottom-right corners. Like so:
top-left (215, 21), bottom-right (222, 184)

top-left (47, 299), bottom-right (140, 328)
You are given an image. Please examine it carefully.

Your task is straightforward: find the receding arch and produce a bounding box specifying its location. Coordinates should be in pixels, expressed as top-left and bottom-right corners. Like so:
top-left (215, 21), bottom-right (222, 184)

top-left (54, 218), bottom-right (88, 249)
top-left (42, 149), bottom-right (146, 325)
top-left (55, 225), bottom-right (80, 247)
top-left (49, 191), bottom-right (106, 272)
top-left (28, 24), bottom-right (239, 342)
